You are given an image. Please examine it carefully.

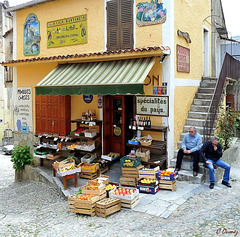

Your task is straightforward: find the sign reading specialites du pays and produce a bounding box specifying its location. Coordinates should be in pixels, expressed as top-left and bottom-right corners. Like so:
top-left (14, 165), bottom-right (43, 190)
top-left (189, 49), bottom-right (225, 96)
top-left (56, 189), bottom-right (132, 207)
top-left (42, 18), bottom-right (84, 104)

top-left (136, 96), bottom-right (169, 117)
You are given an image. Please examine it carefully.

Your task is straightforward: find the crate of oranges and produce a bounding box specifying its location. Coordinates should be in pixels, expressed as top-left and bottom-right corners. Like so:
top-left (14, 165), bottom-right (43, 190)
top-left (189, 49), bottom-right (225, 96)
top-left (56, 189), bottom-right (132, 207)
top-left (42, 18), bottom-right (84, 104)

top-left (74, 194), bottom-right (99, 204)
top-left (156, 170), bottom-right (178, 181)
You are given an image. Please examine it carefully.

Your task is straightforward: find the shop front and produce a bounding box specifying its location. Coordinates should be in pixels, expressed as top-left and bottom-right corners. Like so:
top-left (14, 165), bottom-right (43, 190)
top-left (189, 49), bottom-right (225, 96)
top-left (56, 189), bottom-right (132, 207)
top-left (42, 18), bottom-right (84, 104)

top-left (32, 53), bottom-right (169, 170)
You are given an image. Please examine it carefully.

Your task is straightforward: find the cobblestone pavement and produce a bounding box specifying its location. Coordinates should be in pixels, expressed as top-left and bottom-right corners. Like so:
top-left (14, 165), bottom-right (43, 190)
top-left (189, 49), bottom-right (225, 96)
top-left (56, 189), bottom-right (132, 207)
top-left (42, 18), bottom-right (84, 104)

top-left (0, 150), bottom-right (240, 237)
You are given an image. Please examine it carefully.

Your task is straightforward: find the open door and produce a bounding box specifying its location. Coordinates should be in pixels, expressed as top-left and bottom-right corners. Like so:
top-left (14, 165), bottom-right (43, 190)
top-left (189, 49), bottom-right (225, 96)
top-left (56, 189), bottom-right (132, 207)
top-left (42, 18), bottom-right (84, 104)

top-left (103, 95), bottom-right (134, 157)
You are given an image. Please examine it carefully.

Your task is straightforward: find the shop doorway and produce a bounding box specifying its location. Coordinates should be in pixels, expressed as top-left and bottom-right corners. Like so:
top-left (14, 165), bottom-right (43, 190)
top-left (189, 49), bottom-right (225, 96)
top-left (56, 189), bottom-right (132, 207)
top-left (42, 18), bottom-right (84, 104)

top-left (103, 95), bottom-right (134, 156)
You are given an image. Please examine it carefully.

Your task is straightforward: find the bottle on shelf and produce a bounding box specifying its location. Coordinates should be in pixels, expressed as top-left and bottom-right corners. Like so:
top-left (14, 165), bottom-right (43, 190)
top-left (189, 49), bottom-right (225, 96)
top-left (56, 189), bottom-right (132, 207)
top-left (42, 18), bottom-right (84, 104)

top-left (129, 118), bottom-right (133, 129)
top-left (132, 116), bottom-right (137, 130)
top-left (147, 116), bottom-right (151, 128)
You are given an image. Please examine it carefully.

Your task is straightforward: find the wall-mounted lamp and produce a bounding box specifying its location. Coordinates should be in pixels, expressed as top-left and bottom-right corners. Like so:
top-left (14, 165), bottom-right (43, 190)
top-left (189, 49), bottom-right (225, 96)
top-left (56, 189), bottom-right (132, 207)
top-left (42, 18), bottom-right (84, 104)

top-left (159, 55), bottom-right (166, 64)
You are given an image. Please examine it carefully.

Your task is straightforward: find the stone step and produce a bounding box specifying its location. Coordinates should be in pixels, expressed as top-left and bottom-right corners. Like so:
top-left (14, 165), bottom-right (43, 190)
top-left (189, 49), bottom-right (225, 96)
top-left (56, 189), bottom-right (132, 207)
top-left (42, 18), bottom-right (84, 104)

top-left (195, 93), bottom-right (213, 99)
top-left (188, 111), bottom-right (208, 119)
top-left (193, 99), bottom-right (211, 106)
top-left (200, 81), bottom-right (216, 88)
top-left (186, 118), bottom-right (206, 126)
top-left (170, 158), bottom-right (206, 173)
top-left (183, 125), bottom-right (204, 133)
top-left (177, 170), bottom-right (204, 184)
top-left (201, 76), bottom-right (218, 82)
top-left (190, 105), bottom-right (209, 112)
top-left (198, 88), bottom-right (215, 94)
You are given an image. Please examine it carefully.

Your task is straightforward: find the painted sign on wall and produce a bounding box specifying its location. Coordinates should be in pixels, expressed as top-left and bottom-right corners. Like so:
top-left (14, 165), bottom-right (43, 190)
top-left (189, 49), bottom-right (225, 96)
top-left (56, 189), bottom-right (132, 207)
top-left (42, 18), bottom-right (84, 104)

top-left (24, 14), bottom-right (40, 56)
top-left (136, 96), bottom-right (169, 117)
top-left (177, 45), bottom-right (190, 73)
top-left (136, 0), bottom-right (166, 26)
top-left (14, 87), bottom-right (33, 132)
top-left (47, 15), bottom-right (87, 48)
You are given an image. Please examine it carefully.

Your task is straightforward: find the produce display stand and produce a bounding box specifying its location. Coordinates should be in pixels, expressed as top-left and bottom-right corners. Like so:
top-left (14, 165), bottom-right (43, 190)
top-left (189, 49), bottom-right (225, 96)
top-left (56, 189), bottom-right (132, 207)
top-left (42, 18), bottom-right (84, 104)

top-left (96, 198), bottom-right (121, 218)
top-left (52, 165), bottom-right (79, 190)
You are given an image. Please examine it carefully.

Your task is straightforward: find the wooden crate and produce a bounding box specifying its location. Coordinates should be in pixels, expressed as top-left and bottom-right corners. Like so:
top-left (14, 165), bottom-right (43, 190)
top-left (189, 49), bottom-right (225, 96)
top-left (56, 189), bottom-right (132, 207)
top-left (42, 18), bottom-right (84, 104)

top-left (47, 152), bottom-right (61, 160)
top-left (82, 184), bottom-right (106, 195)
top-left (74, 202), bottom-right (96, 217)
top-left (96, 198), bottom-right (121, 218)
top-left (120, 195), bottom-right (139, 209)
top-left (79, 171), bottom-right (99, 180)
top-left (120, 176), bottom-right (137, 187)
top-left (100, 166), bottom-right (109, 174)
top-left (121, 165), bottom-right (144, 178)
top-left (159, 180), bottom-right (176, 191)
top-left (99, 191), bottom-right (107, 200)
top-left (67, 196), bottom-right (75, 213)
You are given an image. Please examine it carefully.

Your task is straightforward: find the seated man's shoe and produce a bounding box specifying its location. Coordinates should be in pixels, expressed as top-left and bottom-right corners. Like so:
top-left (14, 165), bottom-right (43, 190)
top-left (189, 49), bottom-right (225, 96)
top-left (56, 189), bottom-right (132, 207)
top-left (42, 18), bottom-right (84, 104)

top-left (174, 168), bottom-right (180, 172)
top-left (193, 171), bottom-right (198, 177)
top-left (209, 183), bottom-right (214, 189)
top-left (222, 180), bottom-right (232, 188)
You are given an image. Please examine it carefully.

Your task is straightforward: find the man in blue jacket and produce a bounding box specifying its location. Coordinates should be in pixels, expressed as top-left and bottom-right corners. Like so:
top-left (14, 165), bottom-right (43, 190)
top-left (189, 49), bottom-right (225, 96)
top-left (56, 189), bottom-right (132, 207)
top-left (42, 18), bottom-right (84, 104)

top-left (200, 136), bottom-right (231, 189)
top-left (175, 127), bottom-right (202, 176)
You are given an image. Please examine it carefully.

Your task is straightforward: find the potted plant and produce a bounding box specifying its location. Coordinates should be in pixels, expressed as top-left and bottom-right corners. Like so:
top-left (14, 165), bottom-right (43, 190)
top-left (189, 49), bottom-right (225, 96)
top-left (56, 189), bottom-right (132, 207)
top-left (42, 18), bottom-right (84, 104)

top-left (11, 145), bottom-right (33, 180)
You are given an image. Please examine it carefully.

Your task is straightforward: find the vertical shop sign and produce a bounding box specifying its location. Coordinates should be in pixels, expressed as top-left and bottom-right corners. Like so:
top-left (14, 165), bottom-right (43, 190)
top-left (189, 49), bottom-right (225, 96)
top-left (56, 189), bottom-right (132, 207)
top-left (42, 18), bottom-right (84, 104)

top-left (47, 15), bottom-right (87, 48)
top-left (24, 14), bottom-right (41, 56)
top-left (98, 95), bottom-right (103, 108)
top-left (136, 95), bottom-right (169, 117)
top-left (15, 87), bottom-right (33, 132)
top-left (177, 45), bottom-right (190, 73)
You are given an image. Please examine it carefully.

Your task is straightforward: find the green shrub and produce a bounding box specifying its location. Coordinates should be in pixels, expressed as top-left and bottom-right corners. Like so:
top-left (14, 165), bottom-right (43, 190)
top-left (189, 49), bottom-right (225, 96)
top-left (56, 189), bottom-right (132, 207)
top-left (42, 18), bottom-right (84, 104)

top-left (11, 145), bottom-right (33, 171)
top-left (215, 107), bottom-right (239, 150)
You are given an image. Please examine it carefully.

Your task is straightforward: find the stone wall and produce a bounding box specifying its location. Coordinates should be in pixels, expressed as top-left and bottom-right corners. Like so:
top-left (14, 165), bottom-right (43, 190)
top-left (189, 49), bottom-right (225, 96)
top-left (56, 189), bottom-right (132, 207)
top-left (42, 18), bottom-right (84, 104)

top-left (14, 131), bottom-right (38, 153)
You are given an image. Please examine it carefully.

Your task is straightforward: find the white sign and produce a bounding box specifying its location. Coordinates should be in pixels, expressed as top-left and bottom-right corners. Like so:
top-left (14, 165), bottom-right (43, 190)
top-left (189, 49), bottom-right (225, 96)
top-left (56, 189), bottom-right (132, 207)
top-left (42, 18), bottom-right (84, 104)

top-left (136, 96), bottom-right (169, 117)
top-left (15, 87), bottom-right (33, 132)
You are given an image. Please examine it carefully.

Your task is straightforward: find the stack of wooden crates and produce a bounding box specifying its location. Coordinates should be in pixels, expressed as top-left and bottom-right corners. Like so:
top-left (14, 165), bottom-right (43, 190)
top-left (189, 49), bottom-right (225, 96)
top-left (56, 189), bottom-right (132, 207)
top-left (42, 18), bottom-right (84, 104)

top-left (120, 156), bottom-right (143, 187)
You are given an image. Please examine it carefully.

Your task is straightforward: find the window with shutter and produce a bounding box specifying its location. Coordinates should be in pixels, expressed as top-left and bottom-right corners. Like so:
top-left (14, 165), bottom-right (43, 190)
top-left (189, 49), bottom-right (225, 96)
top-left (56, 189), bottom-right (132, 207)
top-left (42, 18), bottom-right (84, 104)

top-left (107, 0), bottom-right (133, 51)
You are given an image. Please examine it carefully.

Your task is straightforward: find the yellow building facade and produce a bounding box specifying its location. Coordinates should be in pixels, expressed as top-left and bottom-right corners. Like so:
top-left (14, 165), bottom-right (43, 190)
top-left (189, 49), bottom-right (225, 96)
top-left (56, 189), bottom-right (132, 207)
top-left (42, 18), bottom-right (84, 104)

top-left (3, 0), bottom-right (212, 164)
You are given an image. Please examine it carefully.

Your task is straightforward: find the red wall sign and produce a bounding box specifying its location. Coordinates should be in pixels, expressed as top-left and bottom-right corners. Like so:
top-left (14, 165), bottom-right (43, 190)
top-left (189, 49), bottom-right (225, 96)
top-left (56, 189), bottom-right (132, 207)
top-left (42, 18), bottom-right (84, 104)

top-left (177, 45), bottom-right (190, 73)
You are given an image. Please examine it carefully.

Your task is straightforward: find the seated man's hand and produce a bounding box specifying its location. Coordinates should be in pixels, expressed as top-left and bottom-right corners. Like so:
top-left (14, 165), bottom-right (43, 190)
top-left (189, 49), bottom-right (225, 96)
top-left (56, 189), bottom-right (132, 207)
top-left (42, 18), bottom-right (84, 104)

top-left (184, 149), bottom-right (191, 154)
top-left (206, 160), bottom-right (212, 165)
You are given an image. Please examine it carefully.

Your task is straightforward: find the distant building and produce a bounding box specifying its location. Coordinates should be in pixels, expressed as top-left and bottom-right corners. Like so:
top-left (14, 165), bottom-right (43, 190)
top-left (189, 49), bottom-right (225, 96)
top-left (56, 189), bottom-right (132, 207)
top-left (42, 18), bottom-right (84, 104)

top-left (0, 0), bottom-right (14, 146)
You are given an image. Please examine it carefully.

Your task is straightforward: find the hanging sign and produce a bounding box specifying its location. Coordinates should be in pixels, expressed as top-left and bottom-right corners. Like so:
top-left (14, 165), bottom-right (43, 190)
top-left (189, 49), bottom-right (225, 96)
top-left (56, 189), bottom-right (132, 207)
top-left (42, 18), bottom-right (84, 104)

top-left (136, 95), bottom-right (169, 117)
top-left (98, 95), bottom-right (103, 108)
top-left (83, 94), bottom-right (93, 103)
top-left (15, 87), bottom-right (33, 132)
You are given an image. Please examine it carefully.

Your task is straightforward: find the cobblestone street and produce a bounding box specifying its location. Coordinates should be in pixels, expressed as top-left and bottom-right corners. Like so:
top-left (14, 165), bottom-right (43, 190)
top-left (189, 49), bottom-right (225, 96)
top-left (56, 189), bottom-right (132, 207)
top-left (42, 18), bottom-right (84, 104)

top-left (0, 149), bottom-right (240, 237)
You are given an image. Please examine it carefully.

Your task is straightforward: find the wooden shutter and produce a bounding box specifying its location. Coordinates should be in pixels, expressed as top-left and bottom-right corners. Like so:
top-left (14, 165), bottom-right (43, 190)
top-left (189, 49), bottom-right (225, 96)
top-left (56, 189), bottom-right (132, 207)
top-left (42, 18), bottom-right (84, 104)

top-left (107, 0), bottom-right (120, 50)
top-left (120, 0), bottom-right (133, 49)
top-left (107, 0), bottom-right (133, 51)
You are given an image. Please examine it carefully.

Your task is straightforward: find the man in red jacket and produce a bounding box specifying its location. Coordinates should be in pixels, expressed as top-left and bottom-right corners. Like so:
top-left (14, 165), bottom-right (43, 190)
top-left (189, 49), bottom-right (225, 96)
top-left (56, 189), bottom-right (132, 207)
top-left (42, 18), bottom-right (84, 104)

top-left (200, 136), bottom-right (231, 189)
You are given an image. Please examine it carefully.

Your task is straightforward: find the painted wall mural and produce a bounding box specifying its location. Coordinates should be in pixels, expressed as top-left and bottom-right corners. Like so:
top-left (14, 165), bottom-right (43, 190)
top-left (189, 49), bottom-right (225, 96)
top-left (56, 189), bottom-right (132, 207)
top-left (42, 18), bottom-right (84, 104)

top-left (136, 0), bottom-right (166, 26)
top-left (24, 14), bottom-right (41, 56)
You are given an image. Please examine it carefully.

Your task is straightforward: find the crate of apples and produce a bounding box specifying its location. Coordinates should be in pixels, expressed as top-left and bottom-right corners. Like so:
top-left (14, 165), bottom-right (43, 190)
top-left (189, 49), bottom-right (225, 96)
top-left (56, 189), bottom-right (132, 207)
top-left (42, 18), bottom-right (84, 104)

top-left (109, 187), bottom-right (139, 200)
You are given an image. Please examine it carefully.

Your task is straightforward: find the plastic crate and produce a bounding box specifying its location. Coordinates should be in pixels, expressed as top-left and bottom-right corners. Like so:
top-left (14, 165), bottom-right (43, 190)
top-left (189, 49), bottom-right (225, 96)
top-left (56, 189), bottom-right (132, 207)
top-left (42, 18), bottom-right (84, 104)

top-left (120, 156), bottom-right (141, 168)
top-left (128, 140), bottom-right (139, 145)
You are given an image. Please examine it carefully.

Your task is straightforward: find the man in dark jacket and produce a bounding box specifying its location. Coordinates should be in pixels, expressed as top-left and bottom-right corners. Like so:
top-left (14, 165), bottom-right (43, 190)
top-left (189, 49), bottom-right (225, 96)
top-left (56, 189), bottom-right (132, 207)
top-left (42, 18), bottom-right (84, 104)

top-left (200, 136), bottom-right (231, 189)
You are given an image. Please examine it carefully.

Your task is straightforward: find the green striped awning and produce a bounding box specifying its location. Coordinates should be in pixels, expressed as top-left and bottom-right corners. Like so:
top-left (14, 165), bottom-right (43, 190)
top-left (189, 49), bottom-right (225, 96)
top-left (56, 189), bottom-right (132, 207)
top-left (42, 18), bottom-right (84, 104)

top-left (35, 57), bottom-right (156, 95)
